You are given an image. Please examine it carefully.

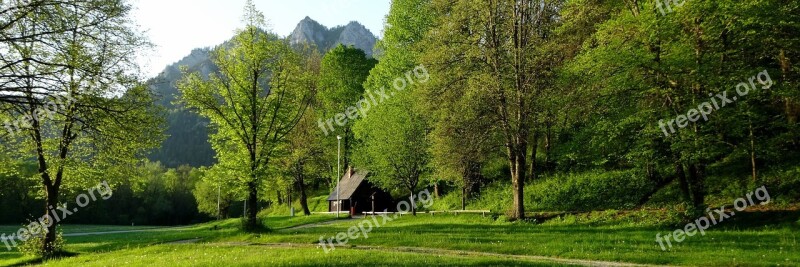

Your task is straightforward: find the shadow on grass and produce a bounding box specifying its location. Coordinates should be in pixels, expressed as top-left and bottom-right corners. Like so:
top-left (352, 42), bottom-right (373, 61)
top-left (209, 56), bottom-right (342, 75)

top-left (277, 211), bottom-right (800, 248)
top-left (8, 250), bottom-right (78, 267)
top-left (527, 209), bottom-right (800, 230)
top-left (716, 210), bottom-right (800, 230)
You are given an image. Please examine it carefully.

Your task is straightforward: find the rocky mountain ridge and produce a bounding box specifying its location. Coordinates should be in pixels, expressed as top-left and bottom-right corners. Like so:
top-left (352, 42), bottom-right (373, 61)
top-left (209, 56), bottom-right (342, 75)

top-left (147, 17), bottom-right (377, 167)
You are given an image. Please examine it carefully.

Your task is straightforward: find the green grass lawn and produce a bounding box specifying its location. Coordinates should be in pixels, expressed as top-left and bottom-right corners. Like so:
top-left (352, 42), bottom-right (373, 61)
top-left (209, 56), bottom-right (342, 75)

top-left (0, 221), bottom-right (233, 266)
top-left (0, 225), bottom-right (165, 235)
top-left (243, 213), bottom-right (800, 266)
top-left (1, 211), bottom-right (798, 266)
top-left (36, 244), bottom-right (557, 267)
top-left (261, 213), bottom-right (340, 230)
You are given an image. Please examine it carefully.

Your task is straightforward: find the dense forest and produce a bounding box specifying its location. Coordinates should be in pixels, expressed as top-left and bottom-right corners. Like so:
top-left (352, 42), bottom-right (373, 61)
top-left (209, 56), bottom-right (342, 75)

top-left (1, 0), bottom-right (799, 257)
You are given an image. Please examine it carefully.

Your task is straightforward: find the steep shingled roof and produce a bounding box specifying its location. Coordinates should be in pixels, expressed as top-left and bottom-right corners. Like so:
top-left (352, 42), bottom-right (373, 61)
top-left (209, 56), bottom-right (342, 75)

top-left (327, 168), bottom-right (369, 201)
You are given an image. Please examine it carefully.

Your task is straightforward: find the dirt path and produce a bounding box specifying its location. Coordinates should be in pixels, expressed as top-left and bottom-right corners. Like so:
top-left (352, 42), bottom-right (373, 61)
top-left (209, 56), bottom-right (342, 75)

top-left (59, 226), bottom-right (192, 237)
top-left (3, 221), bottom-right (673, 266)
top-left (164, 238), bottom-right (203, 244)
top-left (282, 218), bottom-right (358, 230)
top-left (208, 242), bottom-right (671, 267)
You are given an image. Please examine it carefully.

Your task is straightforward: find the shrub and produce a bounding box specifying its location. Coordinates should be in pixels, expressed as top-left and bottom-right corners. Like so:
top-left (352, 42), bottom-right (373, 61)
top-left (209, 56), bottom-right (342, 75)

top-left (258, 195), bottom-right (329, 217)
top-left (467, 183), bottom-right (512, 213)
top-left (434, 170), bottom-right (652, 213)
top-left (17, 224), bottom-right (65, 257)
top-left (713, 166), bottom-right (800, 206)
top-left (426, 190), bottom-right (462, 211)
top-left (526, 170), bottom-right (652, 211)
top-left (760, 166), bottom-right (800, 203)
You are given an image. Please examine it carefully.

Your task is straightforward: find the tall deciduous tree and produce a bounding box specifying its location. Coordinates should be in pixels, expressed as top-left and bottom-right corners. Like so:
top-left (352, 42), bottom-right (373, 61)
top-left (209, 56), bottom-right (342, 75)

top-left (317, 44), bottom-right (376, 170)
top-left (559, 0), bottom-right (799, 211)
top-left (424, 0), bottom-right (562, 219)
top-left (177, 1), bottom-right (312, 230)
top-left (277, 45), bottom-right (323, 216)
top-left (413, 0), bottom-right (496, 210)
top-left (353, 0), bottom-right (434, 216)
top-left (0, 0), bottom-right (163, 255)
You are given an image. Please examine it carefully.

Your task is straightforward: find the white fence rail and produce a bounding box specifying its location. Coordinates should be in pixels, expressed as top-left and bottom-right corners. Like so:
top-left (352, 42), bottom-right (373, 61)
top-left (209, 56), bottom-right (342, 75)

top-left (362, 210), bottom-right (491, 217)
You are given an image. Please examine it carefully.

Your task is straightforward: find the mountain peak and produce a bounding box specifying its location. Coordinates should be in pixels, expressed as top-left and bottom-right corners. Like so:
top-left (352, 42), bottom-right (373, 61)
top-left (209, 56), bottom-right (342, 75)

top-left (299, 16), bottom-right (319, 25)
top-left (289, 17), bottom-right (376, 56)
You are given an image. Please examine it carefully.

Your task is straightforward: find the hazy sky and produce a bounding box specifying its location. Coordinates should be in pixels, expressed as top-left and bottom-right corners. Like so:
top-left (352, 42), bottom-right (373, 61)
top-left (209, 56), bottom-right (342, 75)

top-left (131, 0), bottom-right (391, 78)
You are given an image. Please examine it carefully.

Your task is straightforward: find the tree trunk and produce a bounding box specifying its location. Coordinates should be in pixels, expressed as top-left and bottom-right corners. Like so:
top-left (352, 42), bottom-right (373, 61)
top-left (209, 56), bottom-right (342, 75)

top-left (286, 185), bottom-right (292, 209)
top-left (42, 182), bottom-right (58, 254)
top-left (409, 188), bottom-right (417, 216)
top-left (749, 123), bottom-right (758, 183)
top-left (544, 122), bottom-right (552, 171)
top-left (779, 49), bottom-right (797, 124)
top-left (528, 131), bottom-right (539, 182)
top-left (688, 164), bottom-right (706, 208)
top-left (33, 111), bottom-right (71, 256)
top-left (220, 200), bottom-right (229, 219)
top-left (675, 161), bottom-right (692, 204)
top-left (461, 186), bottom-right (467, 210)
top-left (244, 143), bottom-right (259, 230)
top-left (297, 163), bottom-right (311, 215)
top-left (508, 144), bottom-right (527, 220)
top-left (470, 165), bottom-right (482, 195)
top-left (245, 180), bottom-right (258, 230)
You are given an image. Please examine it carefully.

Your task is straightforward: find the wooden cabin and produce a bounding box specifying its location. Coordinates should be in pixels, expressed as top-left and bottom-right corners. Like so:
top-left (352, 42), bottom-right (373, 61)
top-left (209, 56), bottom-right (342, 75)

top-left (328, 167), bottom-right (394, 215)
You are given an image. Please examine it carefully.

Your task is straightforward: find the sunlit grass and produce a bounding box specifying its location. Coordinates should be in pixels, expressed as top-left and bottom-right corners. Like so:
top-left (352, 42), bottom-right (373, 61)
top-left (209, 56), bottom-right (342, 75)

top-left (247, 213), bottom-right (800, 266)
top-left (38, 244), bottom-right (558, 267)
top-left (2, 212), bottom-right (798, 266)
top-left (0, 225), bottom-right (165, 235)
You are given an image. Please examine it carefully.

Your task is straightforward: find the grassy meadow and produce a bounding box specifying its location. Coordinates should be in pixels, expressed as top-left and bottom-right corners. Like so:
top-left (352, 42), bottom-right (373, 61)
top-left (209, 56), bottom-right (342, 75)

top-left (1, 211), bottom-right (797, 266)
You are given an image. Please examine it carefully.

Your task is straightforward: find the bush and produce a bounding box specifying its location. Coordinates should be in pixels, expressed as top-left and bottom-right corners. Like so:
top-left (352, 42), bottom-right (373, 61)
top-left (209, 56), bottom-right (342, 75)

top-left (760, 166), bottom-right (800, 203)
top-left (526, 170), bottom-right (652, 211)
top-left (442, 170), bottom-right (653, 213)
top-left (427, 190), bottom-right (464, 211)
top-left (540, 208), bottom-right (685, 227)
top-left (467, 183), bottom-right (513, 213)
top-left (17, 224), bottom-right (65, 257)
top-left (258, 195), bottom-right (329, 217)
top-left (712, 166), bottom-right (800, 206)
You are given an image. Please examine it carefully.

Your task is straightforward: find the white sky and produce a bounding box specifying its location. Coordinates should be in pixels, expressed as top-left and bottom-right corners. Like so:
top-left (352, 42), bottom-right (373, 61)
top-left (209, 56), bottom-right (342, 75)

top-left (131, 0), bottom-right (391, 78)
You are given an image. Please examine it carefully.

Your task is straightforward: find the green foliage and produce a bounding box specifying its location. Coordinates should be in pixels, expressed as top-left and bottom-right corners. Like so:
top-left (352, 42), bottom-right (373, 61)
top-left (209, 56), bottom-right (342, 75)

top-left (711, 166), bottom-right (800, 206)
top-left (319, 45), bottom-right (376, 116)
top-left (352, 89), bottom-right (432, 195)
top-left (527, 171), bottom-right (653, 211)
top-left (760, 167), bottom-right (800, 203)
top-left (353, 0), bottom-right (434, 201)
top-left (426, 191), bottom-right (463, 211)
top-left (18, 227), bottom-right (64, 257)
top-left (439, 170), bottom-right (654, 213)
top-left (539, 209), bottom-right (685, 228)
top-left (257, 195), bottom-right (329, 217)
top-left (419, 0), bottom-right (566, 218)
top-left (192, 167), bottom-right (236, 219)
top-left (316, 44), bottom-right (376, 170)
top-left (477, 183), bottom-right (514, 214)
top-left (177, 1), bottom-right (313, 229)
top-left (555, 0), bottom-right (800, 209)
top-left (0, 0), bottom-right (164, 254)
